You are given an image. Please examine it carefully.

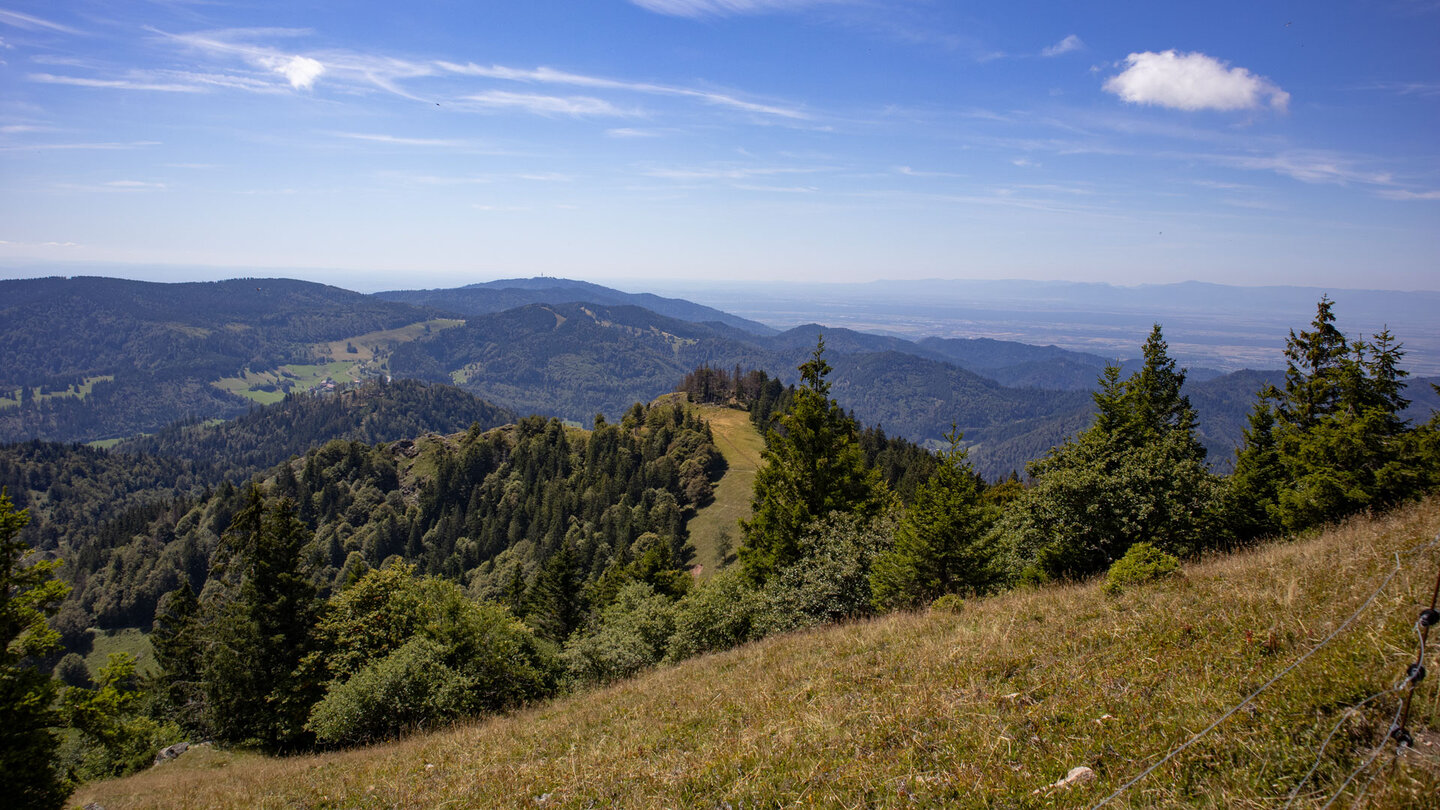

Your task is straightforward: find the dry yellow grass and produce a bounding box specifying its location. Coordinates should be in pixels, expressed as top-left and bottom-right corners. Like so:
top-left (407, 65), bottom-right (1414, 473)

top-left (74, 499), bottom-right (1440, 809)
top-left (683, 403), bottom-right (765, 577)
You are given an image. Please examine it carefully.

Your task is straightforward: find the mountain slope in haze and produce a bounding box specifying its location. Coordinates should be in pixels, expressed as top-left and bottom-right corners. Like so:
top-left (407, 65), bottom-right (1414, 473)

top-left (115, 378), bottom-right (516, 484)
top-left (72, 498), bottom-right (1440, 809)
top-left (389, 302), bottom-right (777, 422)
top-left (0, 276), bottom-right (439, 443)
top-left (375, 277), bottom-right (777, 336)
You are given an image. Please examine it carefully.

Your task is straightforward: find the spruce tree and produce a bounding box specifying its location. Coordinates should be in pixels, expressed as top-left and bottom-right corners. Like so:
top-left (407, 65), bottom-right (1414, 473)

top-left (0, 489), bottom-right (70, 810)
top-left (739, 336), bottom-right (886, 583)
top-left (995, 326), bottom-right (1223, 580)
top-left (1260, 299), bottom-right (1421, 531)
top-left (870, 427), bottom-right (999, 610)
top-left (201, 486), bottom-right (321, 751)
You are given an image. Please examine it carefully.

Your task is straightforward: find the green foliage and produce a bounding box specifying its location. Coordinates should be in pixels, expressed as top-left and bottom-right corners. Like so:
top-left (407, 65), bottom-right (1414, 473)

top-left (995, 326), bottom-right (1225, 581)
top-left (150, 582), bottom-right (206, 734)
top-left (201, 488), bottom-right (321, 751)
top-left (305, 638), bottom-right (471, 746)
top-left (305, 569), bottom-right (553, 745)
top-left (57, 652), bottom-right (179, 782)
top-left (1240, 298), bottom-right (1433, 533)
top-left (870, 427), bottom-right (999, 610)
top-left (740, 337), bottom-right (887, 582)
top-left (929, 593), bottom-right (965, 614)
top-left (562, 582), bottom-right (677, 686)
top-left (0, 488), bottom-right (70, 810)
top-left (1101, 542), bottom-right (1181, 596)
top-left (54, 652), bottom-right (91, 688)
top-left (753, 511), bottom-right (891, 637)
top-left (664, 568), bottom-right (764, 662)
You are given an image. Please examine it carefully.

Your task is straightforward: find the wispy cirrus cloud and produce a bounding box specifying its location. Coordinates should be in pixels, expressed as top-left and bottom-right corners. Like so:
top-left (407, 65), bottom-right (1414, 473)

top-left (438, 62), bottom-right (808, 119)
top-left (330, 132), bottom-right (470, 148)
top-left (1041, 34), bottom-right (1083, 57)
top-left (0, 8), bottom-right (82, 35)
top-left (641, 165), bottom-right (825, 180)
top-left (1376, 189), bottom-right (1440, 201)
top-left (461, 90), bottom-right (634, 117)
top-left (1105, 50), bottom-right (1289, 112)
top-left (0, 140), bottom-right (159, 152)
top-left (626, 0), bottom-right (846, 18)
top-left (28, 72), bottom-right (200, 92)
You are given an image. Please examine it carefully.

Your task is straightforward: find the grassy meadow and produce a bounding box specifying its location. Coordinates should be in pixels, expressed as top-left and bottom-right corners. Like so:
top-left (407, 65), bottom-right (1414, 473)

top-left (72, 498), bottom-right (1440, 808)
top-left (683, 402), bottom-right (765, 578)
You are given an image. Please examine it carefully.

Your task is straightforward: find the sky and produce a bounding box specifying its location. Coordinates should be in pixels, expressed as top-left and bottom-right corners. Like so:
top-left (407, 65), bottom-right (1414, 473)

top-left (1, 0), bottom-right (1437, 291)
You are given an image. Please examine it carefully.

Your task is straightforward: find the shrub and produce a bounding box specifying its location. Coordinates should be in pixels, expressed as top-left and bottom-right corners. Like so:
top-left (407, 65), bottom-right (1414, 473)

top-left (1102, 542), bottom-right (1181, 596)
top-left (754, 512), bottom-right (891, 637)
top-left (664, 568), bottom-right (762, 662)
top-left (930, 593), bottom-right (965, 614)
top-left (306, 638), bottom-right (471, 746)
top-left (561, 583), bottom-right (676, 686)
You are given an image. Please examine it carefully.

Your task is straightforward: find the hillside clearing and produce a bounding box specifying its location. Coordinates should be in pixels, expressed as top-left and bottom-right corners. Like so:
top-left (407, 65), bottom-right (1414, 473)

top-left (684, 402), bottom-right (764, 577)
top-left (74, 498), bottom-right (1440, 808)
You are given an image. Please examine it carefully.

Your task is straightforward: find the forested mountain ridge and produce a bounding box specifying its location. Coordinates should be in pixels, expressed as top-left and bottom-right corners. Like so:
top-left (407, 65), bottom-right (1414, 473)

top-left (0, 277), bottom-right (442, 443)
top-left (1, 380), bottom-right (516, 562)
top-left (375, 276), bottom-right (776, 335)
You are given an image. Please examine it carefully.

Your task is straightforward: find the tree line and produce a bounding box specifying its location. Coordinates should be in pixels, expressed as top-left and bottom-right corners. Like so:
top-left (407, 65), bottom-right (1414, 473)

top-left (2, 297), bottom-right (1437, 808)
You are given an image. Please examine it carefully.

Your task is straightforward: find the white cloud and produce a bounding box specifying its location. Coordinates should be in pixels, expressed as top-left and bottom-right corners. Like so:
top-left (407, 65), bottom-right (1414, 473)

top-left (259, 54), bottom-right (324, 89)
top-left (607, 127), bottom-right (663, 138)
top-left (28, 73), bottom-right (200, 92)
top-left (1215, 151), bottom-right (1390, 185)
top-left (1041, 35), bottom-right (1083, 57)
top-left (438, 62), bottom-right (808, 119)
top-left (627, 0), bottom-right (842, 18)
top-left (462, 90), bottom-right (632, 117)
top-left (1104, 50), bottom-right (1289, 112)
top-left (104, 180), bottom-right (167, 190)
top-left (1377, 189), bottom-right (1440, 200)
top-left (642, 165), bottom-right (821, 180)
top-left (0, 9), bottom-right (81, 35)
top-left (331, 132), bottom-right (468, 147)
top-left (0, 140), bottom-right (159, 152)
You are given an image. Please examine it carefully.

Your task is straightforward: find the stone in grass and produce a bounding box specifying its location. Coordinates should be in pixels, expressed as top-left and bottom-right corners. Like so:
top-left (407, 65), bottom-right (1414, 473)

top-left (1102, 542), bottom-right (1181, 596)
top-left (1033, 766), bottom-right (1097, 794)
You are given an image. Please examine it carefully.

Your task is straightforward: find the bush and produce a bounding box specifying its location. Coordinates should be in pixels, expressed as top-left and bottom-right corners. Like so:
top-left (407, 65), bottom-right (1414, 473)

top-left (562, 583), bottom-right (675, 686)
top-left (306, 638), bottom-right (471, 746)
top-left (664, 568), bottom-right (762, 662)
top-left (754, 512), bottom-right (891, 637)
top-left (930, 593), bottom-right (965, 614)
top-left (1102, 542), bottom-right (1181, 596)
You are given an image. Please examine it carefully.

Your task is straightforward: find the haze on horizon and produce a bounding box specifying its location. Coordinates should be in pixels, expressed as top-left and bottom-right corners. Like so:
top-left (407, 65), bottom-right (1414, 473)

top-left (1, 1), bottom-right (1436, 290)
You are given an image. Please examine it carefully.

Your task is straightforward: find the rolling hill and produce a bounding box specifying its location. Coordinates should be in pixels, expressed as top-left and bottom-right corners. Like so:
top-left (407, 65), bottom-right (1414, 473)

top-left (71, 497), bottom-right (1440, 808)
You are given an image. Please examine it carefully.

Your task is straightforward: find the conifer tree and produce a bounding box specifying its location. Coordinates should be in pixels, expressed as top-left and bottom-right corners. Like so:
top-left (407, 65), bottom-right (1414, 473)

top-left (201, 486), bottom-right (321, 750)
top-left (870, 427), bottom-right (999, 609)
top-left (0, 489), bottom-right (70, 810)
top-left (739, 336), bottom-right (886, 582)
top-left (151, 582), bottom-right (206, 734)
top-left (995, 326), bottom-right (1222, 580)
top-left (1259, 299), bottom-right (1420, 530)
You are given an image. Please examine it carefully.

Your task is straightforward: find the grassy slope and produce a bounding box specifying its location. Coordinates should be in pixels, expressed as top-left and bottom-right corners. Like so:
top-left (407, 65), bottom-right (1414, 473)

top-left (212, 319), bottom-right (463, 404)
top-left (684, 402), bottom-right (765, 578)
top-left (74, 501), bottom-right (1440, 809)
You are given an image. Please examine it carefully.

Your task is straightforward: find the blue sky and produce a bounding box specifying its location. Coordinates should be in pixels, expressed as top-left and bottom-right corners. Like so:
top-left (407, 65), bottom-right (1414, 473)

top-left (1, 1), bottom-right (1436, 291)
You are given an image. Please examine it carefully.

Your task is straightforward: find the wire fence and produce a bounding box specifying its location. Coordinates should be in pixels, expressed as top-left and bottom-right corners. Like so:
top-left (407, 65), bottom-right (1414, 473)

top-left (1092, 529), bottom-right (1440, 809)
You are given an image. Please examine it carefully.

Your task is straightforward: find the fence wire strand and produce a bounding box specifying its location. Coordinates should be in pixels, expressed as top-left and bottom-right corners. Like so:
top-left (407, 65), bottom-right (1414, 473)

top-left (1092, 530), bottom-right (1440, 809)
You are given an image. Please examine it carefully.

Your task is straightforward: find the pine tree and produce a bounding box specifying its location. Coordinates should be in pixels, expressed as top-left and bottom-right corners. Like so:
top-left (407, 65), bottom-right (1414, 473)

top-left (870, 427), bottom-right (999, 610)
top-left (1260, 299), bottom-right (1422, 531)
top-left (151, 582), bottom-right (206, 735)
top-left (201, 486), bottom-right (321, 751)
top-left (995, 326), bottom-right (1223, 581)
top-left (739, 336), bottom-right (886, 583)
top-left (0, 489), bottom-right (71, 809)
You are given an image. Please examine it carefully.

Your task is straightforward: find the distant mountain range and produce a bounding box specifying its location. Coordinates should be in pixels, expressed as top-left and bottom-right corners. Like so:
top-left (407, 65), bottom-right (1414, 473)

top-left (3, 274), bottom-right (1436, 478)
top-left (375, 277), bottom-right (775, 335)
